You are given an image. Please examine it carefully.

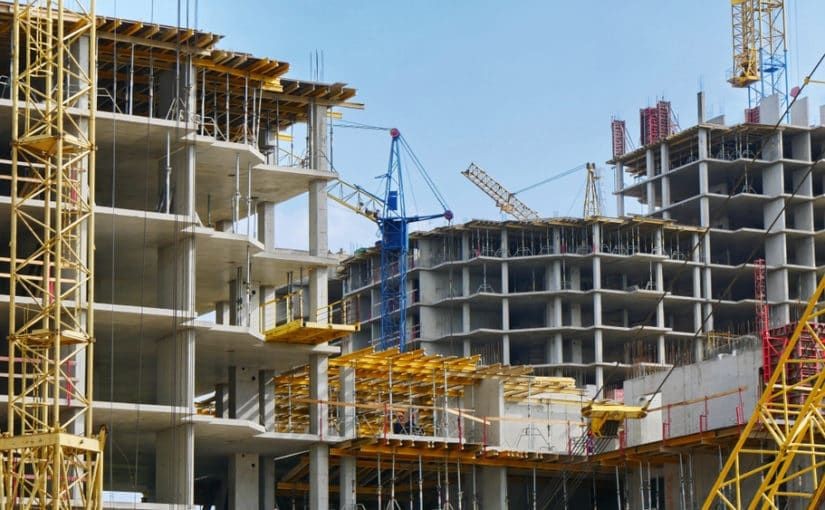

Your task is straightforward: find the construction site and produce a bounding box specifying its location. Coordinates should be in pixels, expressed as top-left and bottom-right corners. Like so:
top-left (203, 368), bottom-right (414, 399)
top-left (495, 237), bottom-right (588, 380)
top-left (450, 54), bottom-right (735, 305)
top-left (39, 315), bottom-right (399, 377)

top-left (1, 0), bottom-right (825, 509)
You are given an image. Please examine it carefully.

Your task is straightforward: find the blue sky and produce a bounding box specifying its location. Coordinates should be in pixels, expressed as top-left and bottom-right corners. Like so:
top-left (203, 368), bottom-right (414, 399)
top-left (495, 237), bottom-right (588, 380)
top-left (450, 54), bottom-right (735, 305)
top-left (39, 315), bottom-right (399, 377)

top-left (97, 1), bottom-right (825, 253)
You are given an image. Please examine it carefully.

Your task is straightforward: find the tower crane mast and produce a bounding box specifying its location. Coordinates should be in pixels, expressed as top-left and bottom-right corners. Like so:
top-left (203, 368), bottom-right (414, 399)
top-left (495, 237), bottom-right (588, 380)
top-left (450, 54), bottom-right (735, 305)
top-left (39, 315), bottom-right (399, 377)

top-left (1, 1), bottom-right (105, 508)
top-left (729, 0), bottom-right (789, 112)
top-left (328, 129), bottom-right (452, 351)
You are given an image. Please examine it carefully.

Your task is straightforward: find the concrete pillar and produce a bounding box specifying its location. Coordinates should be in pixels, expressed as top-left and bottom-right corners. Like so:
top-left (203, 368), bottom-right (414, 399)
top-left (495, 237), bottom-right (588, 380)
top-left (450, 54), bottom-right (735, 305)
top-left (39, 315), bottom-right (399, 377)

top-left (259, 285), bottom-right (276, 334)
top-left (655, 229), bottom-right (666, 364)
top-left (339, 456), bottom-right (357, 510)
top-left (229, 365), bottom-right (259, 421)
top-left (229, 453), bottom-right (259, 510)
top-left (215, 301), bottom-right (231, 325)
top-left (692, 234), bottom-right (704, 362)
top-left (309, 445), bottom-right (329, 510)
top-left (309, 353), bottom-right (329, 509)
top-left (592, 224), bottom-right (603, 388)
top-left (215, 383), bottom-right (228, 418)
top-left (308, 101), bottom-right (331, 510)
top-left (479, 467), bottom-right (508, 509)
top-left (502, 296), bottom-right (510, 365)
top-left (645, 149), bottom-right (657, 214)
top-left (259, 369), bottom-right (274, 430)
top-left (155, 425), bottom-right (195, 504)
top-left (615, 162), bottom-right (625, 216)
top-left (475, 378), bottom-right (504, 446)
top-left (309, 180), bottom-right (329, 321)
top-left (660, 143), bottom-right (671, 219)
top-left (257, 201), bottom-right (276, 250)
top-left (259, 456), bottom-right (275, 510)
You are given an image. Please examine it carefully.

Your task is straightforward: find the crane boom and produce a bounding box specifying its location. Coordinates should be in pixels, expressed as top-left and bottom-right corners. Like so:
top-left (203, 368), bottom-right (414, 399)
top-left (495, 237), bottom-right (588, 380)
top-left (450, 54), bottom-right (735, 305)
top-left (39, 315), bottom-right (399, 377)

top-left (327, 178), bottom-right (383, 222)
top-left (462, 162), bottom-right (540, 221)
top-left (702, 273), bottom-right (825, 509)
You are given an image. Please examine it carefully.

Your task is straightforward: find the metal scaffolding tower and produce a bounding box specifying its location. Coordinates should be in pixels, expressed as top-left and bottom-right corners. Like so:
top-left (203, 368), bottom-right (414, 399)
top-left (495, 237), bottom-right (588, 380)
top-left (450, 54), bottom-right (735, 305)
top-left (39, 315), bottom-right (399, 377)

top-left (0, 1), bottom-right (105, 508)
top-left (729, 0), bottom-right (789, 110)
top-left (703, 274), bottom-right (825, 509)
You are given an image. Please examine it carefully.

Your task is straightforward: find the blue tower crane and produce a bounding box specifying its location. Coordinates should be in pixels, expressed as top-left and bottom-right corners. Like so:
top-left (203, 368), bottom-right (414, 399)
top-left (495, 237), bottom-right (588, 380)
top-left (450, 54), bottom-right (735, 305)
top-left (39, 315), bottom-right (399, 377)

top-left (328, 128), bottom-right (452, 351)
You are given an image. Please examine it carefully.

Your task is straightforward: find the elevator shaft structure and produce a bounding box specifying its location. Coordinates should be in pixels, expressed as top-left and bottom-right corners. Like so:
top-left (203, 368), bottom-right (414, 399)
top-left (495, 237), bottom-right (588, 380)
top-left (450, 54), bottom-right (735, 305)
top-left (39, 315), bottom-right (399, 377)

top-left (0, 1), bottom-right (105, 508)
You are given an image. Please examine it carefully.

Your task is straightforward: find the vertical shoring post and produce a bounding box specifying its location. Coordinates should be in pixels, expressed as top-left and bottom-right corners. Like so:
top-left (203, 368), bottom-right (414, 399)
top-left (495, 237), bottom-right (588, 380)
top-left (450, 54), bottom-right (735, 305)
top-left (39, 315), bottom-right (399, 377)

top-left (243, 75), bottom-right (248, 144)
top-left (378, 454), bottom-right (383, 510)
top-left (165, 131), bottom-right (171, 213)
top-left (562, 470), bottom-right (568, 510)
top-left (639, 463), bottom-right (645, 510)
top-left (200, 67), bottom-right (205, 135)
top-left (457, 458), bottom-right (463, 510)
top-left (531, 466), bottom-right (537, 510)
top-left (224, 73), bottom-right (229, 141)
top-left (127, 43), bottom-right (134, 114)
top-left (149, 52), bottom-right (154, 118)
top-left (471, 464), bottom-right (477, 510)
top-left (247, 162), bottom-right (252, 239)
top-left (418, 455), bottom-right (423, 510)
top-left (233, 153), bottom-right (240, 231)
top-left (678, 453), bottom-right (687, 510)
top-left (615, 466), bottom-right (622, 510)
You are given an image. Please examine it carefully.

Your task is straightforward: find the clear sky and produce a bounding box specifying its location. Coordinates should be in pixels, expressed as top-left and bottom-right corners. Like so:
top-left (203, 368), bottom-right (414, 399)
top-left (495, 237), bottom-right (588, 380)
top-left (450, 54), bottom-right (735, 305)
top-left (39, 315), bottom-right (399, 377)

top-left (97, 0), bottom-right (825, 253)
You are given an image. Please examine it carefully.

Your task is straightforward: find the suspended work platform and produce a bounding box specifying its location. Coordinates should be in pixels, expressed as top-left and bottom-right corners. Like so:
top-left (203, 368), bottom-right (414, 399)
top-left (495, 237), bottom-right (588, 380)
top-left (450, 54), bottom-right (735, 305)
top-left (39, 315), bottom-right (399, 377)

top-left (262, 289), bottom-right (359, 344)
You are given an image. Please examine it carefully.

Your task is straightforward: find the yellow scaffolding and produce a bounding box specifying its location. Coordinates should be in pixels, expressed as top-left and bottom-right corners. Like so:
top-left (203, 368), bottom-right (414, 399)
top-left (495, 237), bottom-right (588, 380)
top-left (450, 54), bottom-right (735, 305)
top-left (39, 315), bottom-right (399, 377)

top-left (260, 289), bottom-right (359, 344)
top-left (0, 1), bottom-right (104, 508)
top-left (703, 274), bottom-right (825, 509)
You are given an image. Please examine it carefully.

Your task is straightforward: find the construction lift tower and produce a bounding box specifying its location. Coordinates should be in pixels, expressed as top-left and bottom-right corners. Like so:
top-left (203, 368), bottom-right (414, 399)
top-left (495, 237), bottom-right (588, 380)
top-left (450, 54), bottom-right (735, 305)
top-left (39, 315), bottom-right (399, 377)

top-left (328, 128), bottom-right (452, 351)
top-left (0, 1), bottom-right (105, 508)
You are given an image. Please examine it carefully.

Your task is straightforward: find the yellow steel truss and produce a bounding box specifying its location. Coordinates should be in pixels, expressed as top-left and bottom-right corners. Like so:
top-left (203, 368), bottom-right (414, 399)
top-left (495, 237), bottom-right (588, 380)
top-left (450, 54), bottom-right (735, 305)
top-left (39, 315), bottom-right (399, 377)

top-left (0, 1), bottom-right (104, 508)
top-left (730, 0), bottom-right (760, 88)
top-left (702, 274), bottom-right (825, 509)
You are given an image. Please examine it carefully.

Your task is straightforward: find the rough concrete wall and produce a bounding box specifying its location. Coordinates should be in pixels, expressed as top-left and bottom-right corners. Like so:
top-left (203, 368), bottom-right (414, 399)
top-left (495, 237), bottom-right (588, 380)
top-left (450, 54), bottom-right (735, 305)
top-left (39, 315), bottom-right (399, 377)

top-left (624, 347), bottom-right (760, 445)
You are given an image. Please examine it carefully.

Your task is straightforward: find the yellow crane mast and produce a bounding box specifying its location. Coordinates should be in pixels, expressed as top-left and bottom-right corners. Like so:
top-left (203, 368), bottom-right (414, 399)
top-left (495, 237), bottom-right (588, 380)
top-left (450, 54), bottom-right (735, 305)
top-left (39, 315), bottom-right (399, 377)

top-left (0, 1), bottom-right (104, 508)
top-left (729, 0), bottom-right (760, 88)
top-left (703, 274), bottom-right (825, 509)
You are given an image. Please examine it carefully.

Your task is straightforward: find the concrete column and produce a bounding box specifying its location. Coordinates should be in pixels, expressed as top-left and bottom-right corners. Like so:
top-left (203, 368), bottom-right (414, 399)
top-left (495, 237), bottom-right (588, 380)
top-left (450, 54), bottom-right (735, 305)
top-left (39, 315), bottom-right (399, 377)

top-left (259, 456), bottom-right (275, 510)
top-left (339, 456), bottom-right (357, 510)
top-left (308, 445), bottom-right (329, 510)
top-left (615, 162), bottom-right (625, 216)
top-left (215, 383), bottom-right (228, 418)
top-left (257, 201), bottom-right (276, 250)
top-left (655, 229), bottom-right (666, 364)
top-left (308, 180), bottom-right (329, 321)
top-left (309, 353), bottom-right (329, 509)
top-left (660, 143), bottom-right (671, 219)
top-left (692, 234), bottom-right (705, 362)
top-left (155, 425), bottom-right (195, 504)
top-left (259, 369), bottom-right (275, 430)
top-left (645, 149), bottom-right (657, 214)
top-left (309, 102), bottom-right (329, 171)
top-left (259, 285), bottom-right (276, 334)
top-left (592, 225), bottom-right (603, 388)
top-left (215, 301), bottom-right (231, 325)
top-left (462, 303), bottom-right (470, 333)
top-left (229, 453), bottom-right (259, 510)
top-left (479, 467), bottom-right (508, 509)
top-left (502, 296), bottom-right (510, 365)
top-left (307, 101), bottom-right (331, 510)
top-left (229, 365), bottom-right (259, 422)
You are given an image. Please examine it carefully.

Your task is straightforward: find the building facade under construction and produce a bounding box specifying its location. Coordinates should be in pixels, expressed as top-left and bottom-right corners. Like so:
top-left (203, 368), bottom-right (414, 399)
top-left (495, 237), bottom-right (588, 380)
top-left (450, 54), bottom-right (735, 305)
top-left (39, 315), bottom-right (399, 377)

top-left (2, 1), bottom-right (825, 510)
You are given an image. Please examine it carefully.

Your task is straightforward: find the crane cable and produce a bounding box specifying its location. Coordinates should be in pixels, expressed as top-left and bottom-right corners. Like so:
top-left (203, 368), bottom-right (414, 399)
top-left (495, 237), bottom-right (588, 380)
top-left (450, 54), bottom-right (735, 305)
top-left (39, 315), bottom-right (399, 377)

top-left (512, 163), bottom-right (588, 195)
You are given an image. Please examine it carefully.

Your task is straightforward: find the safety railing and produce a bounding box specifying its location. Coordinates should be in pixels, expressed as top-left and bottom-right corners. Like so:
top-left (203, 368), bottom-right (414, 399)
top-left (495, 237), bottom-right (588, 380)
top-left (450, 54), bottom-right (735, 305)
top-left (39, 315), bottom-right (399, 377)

top-left (260, 289), bottom-right (359, 334)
